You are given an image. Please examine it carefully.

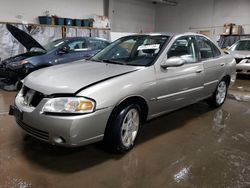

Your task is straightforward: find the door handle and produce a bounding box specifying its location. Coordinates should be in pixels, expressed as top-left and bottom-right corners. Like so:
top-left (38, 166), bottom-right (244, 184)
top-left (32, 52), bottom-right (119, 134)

top-left (220, 63), bottom-right (225, 66)
top-left (195, 69), bottom-right (203, 73)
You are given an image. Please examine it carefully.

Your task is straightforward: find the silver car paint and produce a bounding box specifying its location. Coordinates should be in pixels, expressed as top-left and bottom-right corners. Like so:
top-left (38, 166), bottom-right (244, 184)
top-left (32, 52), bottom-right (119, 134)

top-left (230, 50), bottom-right (250, 74)
top-left (24, 60), bottom-right (140, 95)
top-left (14, 33), bottom-right (236, 146)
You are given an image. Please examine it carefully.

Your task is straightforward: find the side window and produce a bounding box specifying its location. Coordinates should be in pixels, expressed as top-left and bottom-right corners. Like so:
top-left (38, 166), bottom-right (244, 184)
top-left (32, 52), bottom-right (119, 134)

top-left (67, 40), bottom-right (87, 52)
top-left (196, 36), bottom-right (221, 60)
top-left (168, 36), bottom-right (198, 64)
top-left (89, 39), bottom-right (108, 50)
top-left (100, 41), bottom-right (109, 49)
top-left (211, 43), bottom-right (221, 57)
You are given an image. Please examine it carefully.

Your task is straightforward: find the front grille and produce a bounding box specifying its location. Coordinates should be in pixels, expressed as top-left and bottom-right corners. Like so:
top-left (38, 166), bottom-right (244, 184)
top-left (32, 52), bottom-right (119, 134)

top-left (236, 69), bottom-right (242, 72)
top-left (235, 58), bottom-right (243, 64)
top-left (16, 119), bottom-right (49, 141)
top-left (22, 86), bottom-right (45, 107)
top-left (30, 91), bottom-right (45, 107)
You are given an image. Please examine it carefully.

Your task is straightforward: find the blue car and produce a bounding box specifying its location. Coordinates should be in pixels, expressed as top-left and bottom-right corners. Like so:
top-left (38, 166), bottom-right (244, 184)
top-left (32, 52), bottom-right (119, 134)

top-left (0, 24), bottom-right (110, 83)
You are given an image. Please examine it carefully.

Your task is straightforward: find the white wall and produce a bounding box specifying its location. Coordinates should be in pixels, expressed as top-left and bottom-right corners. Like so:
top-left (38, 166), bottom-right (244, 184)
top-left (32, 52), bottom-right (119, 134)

top-left (155, 0), bottom-right (250, 42)
top-left (0, 0), bottom-right (103, 24)
top-left (110, 0), bottom-right (156, 33)
top-left (110, 32), bottom-right (136, 41)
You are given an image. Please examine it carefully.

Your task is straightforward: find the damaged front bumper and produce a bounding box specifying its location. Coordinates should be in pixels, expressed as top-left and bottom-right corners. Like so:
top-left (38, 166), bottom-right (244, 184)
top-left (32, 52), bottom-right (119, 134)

top-left (0, 62), bottom-right (33, 80)
top-left (236, 60), bottom-right (250, 74)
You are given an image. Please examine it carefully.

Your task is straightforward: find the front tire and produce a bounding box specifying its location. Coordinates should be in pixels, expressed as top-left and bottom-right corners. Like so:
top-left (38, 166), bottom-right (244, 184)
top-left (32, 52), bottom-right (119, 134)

top-left (207, 78), bottom-right (228, 108)
top-left (104, 104), bottom-right (141, 153)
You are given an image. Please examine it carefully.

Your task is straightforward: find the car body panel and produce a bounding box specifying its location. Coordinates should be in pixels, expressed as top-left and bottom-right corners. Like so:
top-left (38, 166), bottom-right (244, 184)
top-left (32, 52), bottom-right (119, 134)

top-left (24, 61), bottom-right (141, 95)
top-left (10, 33), bottom-right (236, 147)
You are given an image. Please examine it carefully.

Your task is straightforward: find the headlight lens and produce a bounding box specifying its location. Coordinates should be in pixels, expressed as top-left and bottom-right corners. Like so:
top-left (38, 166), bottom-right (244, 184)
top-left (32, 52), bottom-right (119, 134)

top-left (20, 60), bottom-right (28, 65)
top-left (7, 60), bottom-right (29, 69)
top-left (42, 97), bottom-right (95, 114)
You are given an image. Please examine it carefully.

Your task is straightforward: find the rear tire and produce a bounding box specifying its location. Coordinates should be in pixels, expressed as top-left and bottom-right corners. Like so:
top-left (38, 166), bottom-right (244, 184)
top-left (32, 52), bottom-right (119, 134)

top-left (207, 78), bottom-right (228, 108)
top-left (104, 104), bottom-right (141, 153)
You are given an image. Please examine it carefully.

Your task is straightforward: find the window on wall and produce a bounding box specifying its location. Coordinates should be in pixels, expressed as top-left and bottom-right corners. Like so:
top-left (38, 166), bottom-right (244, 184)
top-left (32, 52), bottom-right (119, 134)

top-left (196, 36), bottom-right (221, 60)
top-left (168, 36), bottom-right (198, 64)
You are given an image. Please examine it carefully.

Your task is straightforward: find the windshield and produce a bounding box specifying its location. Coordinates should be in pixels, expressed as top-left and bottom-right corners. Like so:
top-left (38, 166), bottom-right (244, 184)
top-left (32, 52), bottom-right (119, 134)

top-left (231, 40), bottom-right (250, 51)
top-left (43, 39), bottom-right (66, 51)
top-left (91, 35), bottom-right (169, 66)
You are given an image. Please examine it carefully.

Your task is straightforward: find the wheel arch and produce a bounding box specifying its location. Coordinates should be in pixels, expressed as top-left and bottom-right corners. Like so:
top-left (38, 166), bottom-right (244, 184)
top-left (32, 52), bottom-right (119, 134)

top-left (107, 95), bottom-right (149, 128)
top-left (224, 75), bottom-right (231, 85)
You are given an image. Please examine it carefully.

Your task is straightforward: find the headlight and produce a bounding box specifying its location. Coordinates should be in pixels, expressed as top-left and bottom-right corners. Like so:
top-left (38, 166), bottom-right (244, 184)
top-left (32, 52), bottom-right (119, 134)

top-left (7, 60), bottom-right (29, 69)
top-left (20, 60), bottom-right (28, 65)
top-left (42, 97), bottom-right (95, 114)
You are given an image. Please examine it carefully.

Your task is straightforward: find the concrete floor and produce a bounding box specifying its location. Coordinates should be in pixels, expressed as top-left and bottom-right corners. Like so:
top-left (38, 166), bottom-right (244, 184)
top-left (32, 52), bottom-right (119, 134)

top-left (0, 77), bottom-right (250, 188)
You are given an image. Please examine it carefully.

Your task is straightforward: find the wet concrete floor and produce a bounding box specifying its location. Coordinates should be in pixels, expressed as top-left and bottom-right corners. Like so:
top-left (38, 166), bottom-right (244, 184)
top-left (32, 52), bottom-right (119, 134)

top-left (0, 77), bottom-right (250, 188)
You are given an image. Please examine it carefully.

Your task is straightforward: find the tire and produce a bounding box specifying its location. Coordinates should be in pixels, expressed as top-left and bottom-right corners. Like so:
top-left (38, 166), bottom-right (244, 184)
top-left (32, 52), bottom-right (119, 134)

top-left (207, 78), bottom-right (228, 108)
top-left (104, 104), bottom-right (141, 153)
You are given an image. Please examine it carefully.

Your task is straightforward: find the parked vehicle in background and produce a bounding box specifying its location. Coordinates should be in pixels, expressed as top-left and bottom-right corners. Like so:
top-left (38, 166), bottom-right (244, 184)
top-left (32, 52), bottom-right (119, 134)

top-left (227, 38), bottom-right (250, 75)
top-left (9, 33), bottom-right (236, 153)
top-left (0, 24), bottom-right (110, 83)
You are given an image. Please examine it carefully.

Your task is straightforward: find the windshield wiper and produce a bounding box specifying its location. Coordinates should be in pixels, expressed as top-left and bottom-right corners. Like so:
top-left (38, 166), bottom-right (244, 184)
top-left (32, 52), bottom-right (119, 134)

top-left (102, 59), bottom-right (126, 65)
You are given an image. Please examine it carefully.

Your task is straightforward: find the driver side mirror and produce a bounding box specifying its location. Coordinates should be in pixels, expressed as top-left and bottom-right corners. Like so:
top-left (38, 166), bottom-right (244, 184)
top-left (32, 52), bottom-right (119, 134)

top-left (161, 57), bottom-right (185, 69)
top-left (58, 46), bottom-right (69, 55)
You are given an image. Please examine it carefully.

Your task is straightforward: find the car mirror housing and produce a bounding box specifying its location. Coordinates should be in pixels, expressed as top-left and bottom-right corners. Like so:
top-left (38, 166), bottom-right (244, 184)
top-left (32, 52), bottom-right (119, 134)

top-left (58, 47), bottom-right (69, 55)
top-left (223, 49), bottom-right (230, 54)
top-left (161, 57), bottom-right (185, 69)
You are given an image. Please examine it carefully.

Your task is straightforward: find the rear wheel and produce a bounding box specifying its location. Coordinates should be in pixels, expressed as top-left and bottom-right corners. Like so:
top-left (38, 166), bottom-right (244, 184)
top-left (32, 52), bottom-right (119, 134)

top-left (104, 104), bottom-right (141, 153)
top-left (207, 78), bottom-right (228, 108)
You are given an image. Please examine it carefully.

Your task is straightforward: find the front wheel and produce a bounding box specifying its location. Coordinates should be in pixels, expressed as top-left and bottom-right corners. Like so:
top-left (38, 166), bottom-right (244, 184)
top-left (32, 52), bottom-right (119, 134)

top-left (104, 104), bottom-right (141, 153)
top-left (207, 79), bottom-right (228, 108)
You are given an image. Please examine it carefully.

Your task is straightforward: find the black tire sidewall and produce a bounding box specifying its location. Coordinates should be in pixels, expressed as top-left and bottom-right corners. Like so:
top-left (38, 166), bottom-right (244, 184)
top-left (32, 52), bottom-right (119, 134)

top-left (112, 104), bottom-right (142, 152)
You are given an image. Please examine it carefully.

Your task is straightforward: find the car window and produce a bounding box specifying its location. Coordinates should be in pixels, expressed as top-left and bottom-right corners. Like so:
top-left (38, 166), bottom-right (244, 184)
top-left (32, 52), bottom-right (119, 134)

top-left (89, 39), bottom-right (109, 50)
top-left (196, 36), bottom-right (221, 59)
top-left (211, 43), bottom-right (221, 57)
top-left (168, 36), bottom-right (198, 64)
top-left (231, 40), bottom-right (250, 51)
top-left (43, 39), bottom-right (66, 51)
top-left (67, 40), bottom-right (88, 52)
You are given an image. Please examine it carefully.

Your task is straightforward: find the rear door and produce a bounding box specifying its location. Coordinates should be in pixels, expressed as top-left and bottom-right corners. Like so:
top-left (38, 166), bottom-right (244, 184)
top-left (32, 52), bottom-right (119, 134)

top-left (153, 36), bottom-right (205, 116)
top-left (196, 36), bottom-right (226, 97)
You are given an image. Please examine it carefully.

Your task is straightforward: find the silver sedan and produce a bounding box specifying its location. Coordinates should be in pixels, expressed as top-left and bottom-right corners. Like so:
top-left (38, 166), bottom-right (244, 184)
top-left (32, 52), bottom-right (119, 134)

top-left (9, 33), bottom-right (236, 153)
top-left (228, 38), bottom-right (250, 74)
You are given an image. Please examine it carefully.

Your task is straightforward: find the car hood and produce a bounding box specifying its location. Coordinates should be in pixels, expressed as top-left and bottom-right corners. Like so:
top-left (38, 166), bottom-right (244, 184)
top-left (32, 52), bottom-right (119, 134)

top-left (230, 51), bottom-right (250, 58)
top-left (24, 60), bottom-right (141, 95)
top-left (7, 24), bottom-right (46, 51)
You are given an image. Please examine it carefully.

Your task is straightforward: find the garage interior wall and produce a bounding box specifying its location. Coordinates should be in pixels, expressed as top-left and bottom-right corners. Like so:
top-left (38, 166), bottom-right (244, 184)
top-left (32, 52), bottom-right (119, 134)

top-left (0, 0), bottom-right (103, 23)
top-left (155, 0), bottom-right (250, 42)
top-left (110, 0), bottom-right (156, 33)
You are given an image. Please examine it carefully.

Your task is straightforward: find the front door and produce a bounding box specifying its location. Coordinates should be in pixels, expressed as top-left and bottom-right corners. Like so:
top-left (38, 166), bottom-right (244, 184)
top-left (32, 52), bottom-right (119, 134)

top-left (152, 36), bottom-right (205, 117)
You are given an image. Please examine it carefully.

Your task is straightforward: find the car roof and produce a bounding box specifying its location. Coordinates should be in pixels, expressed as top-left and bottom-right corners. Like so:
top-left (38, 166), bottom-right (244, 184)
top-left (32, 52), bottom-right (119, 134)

top-left (237, 38), bottom-right (250, 42)
top-left (121, 32), bottom-right (208, 38)
top-left (63, 37), bottom-right (110, 42)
